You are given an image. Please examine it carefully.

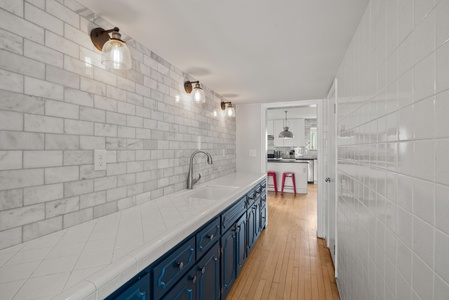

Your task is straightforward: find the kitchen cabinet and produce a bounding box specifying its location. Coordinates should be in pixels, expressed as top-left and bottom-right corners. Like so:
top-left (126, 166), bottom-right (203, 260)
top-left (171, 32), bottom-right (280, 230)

top-left (197, 242), bottom-right (220, 300)
top-left (273, 119), bottom-right (284, 147)
top-left (267, 120), bottom-right (274, 136)
top-left (108, 273), bottom-right (150, 300)
top-left (235, 214), bottom-right (247, 276)
top-left (221, 226), bottom-right (237, 299)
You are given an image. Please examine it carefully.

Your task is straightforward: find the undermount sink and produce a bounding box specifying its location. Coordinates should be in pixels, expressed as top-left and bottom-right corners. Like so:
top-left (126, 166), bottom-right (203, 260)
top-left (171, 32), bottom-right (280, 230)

top-left (187, 186), bottom-right (239, 201)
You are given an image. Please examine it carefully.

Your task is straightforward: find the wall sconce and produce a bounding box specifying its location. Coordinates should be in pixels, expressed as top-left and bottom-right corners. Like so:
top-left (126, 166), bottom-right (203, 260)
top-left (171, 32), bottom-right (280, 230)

top-left (184, 81), bottom-right (206, 103)
top-left (90, 27), bottom-right (132, 70)
top-left (221, 101), bottom-right (235, 118)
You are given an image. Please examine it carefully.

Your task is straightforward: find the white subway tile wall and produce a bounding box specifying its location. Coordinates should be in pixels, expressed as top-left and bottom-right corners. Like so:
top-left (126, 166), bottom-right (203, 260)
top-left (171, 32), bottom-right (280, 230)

top-left (0, 0), bottom-right (236, 250)
top-left (336, 0), bottom-right (448, 299)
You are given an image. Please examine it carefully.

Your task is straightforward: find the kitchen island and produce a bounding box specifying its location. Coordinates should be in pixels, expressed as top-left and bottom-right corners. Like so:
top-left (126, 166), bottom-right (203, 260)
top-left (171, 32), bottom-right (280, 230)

top-left (267, 159), bottom-right (309, 194)
top-left (0, 172), bottom-right (266, 300)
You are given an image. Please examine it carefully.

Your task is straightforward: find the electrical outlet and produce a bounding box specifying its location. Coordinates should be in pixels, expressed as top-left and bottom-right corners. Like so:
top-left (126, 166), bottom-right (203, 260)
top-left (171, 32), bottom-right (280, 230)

top-left (249, 149), bottom-right (257, 157)
top-left (94, 149), bottom-right (107, 171)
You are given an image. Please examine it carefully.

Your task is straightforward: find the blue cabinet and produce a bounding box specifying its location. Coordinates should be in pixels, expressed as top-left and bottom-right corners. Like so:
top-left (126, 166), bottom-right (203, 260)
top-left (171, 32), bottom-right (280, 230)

top-left (235, 213), bottom-right (247, 276)
top-left (153, 237), bottom-right (196, 299)
top-left (196, 218), bottom-right (220, 259)
top-left (162, 269), bottom-right (196, 300)
top-left (221, 226), bottom-right (237, 299)
top-left (197, 242), bottom-right (220, 300)
top-left (107, 273), bottom-right (150, 300)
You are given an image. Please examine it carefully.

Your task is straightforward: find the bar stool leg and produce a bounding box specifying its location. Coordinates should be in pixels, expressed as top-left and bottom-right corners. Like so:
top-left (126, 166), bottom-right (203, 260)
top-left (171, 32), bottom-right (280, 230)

top-left (273, 173), bottom-right (278, 193)
top-left (291, 173), bottom-right (297, 195)
top-left (281, 173), bottom-right (286, 194)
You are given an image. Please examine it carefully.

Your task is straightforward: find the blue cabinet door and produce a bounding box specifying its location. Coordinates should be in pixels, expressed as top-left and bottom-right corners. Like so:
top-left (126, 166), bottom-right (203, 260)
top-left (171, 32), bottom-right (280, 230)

top-left (221, 226), bottom-right (237, 299)
top-left (247, 202), bottom-right (257, 253)
top-left (161, 269), bottom-right (196, 300)
top-left (236, 214), bottom-right (247, 276)
top-left (254, 202), bottom-right (261, 239)
top-left (197, 242), bottom-right (220, 300)
top-left (109, 273), bottom-right (150, 300)
top-left (260, 204), bottom-right (266, 230)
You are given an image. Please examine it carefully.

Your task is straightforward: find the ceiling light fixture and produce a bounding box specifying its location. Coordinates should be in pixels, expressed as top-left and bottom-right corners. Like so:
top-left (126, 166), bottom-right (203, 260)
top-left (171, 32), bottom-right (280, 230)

top-left (279, 111), bottom-right (293, 139)
top-left (90, 27), bottom-right (132, 70)
top-left (184, 81), bottom-right (206, 103)
top-left (221, 101), bottom-right (235, 118)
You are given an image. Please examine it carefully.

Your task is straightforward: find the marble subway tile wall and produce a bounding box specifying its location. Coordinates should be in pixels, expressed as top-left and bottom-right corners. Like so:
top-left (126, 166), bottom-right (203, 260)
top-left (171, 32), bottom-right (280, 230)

top-left (0, 0), bottom-right (236, 250)
top-left (336, 0), bottom-right (448, 299)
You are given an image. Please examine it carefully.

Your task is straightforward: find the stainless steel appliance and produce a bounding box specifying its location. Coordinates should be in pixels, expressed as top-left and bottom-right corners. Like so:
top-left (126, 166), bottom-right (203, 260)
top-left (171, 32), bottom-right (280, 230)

top-left (296, 158), bottom-right (314, 183)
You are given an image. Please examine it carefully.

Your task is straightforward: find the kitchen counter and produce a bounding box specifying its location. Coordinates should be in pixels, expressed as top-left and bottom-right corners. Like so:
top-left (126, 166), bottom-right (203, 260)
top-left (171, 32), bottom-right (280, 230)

top-left (267, 161), bottom-right (308, 193)
top-left (0, 172), bottom-right (266, 300)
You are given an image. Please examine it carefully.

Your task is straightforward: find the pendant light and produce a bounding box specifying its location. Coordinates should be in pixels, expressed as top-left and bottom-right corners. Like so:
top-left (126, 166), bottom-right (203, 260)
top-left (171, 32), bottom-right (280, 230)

top-left (278, 111), bottom-right (293, 139)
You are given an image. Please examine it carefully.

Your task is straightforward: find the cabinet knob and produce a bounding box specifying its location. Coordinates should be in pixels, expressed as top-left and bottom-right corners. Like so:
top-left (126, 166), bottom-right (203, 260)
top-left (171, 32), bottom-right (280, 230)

top-left (178, 261), bottom-right (184, 270)
top-left (191, 275), bottom-right (197, 283)
top-left (201, 266), bottom-right (206, 274)
top-left (208, 234), bottom-right (214, 240)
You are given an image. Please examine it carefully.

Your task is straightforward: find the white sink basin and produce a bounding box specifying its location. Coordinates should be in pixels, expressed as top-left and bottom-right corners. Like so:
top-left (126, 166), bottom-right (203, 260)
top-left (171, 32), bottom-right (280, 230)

top-left (187, 186), bottom-right (239, 201)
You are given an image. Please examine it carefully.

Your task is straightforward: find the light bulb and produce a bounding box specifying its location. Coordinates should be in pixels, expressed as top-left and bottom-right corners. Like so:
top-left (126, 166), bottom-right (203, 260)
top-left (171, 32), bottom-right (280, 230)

top-left (191, 83), bottom-right (205, 103)
top-left (175, 95), bottom-right (180, 103)
top-left (101, 39), bottom-right (132, 70)
top-left (213, 109), bottom-right (218, 117)
top-left (226, 106), bottom-right (236, 118)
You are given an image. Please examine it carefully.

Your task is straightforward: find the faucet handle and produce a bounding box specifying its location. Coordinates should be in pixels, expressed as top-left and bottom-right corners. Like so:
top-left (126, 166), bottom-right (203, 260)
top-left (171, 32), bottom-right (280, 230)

top-left (193, 173), bottom-right (201, 185)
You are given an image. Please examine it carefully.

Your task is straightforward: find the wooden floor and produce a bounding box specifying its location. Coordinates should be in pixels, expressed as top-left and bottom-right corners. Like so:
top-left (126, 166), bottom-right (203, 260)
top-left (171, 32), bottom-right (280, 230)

top-left (227, 185), bottom-right (340, 300)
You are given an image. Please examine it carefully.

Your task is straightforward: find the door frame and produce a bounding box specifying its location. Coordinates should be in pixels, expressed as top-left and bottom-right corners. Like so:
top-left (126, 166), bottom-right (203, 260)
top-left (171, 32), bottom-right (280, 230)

top-left (260, 99), bottom-right (326, 237)
top-left (325, 79), bottom-right (338, 276)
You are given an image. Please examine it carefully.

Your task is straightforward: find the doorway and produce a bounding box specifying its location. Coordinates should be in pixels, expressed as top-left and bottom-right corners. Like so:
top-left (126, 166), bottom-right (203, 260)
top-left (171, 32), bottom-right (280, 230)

top-left (260, 99), bottom-right (325, 238)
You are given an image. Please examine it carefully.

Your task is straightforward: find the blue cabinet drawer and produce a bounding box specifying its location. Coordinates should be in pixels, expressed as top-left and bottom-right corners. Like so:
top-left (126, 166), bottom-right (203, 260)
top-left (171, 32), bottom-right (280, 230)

top-left (161, 268), bottom-right (196, 300)
top-left (260, 180), bottom-right (266, 188)
top-left (246, 189), bottom-right (256, 207)
top-left (196, 217), bottom-right (220, 259)
top-left (221, 196), bottom-right (246, 234)
top-left (107, 273), bottom-right (150, 300)
top-left (153, 237), bottom-right (195, 299)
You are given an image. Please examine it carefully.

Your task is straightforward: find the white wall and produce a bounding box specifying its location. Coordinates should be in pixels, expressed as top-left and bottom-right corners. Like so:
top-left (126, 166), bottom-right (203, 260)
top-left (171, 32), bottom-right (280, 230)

top-left (335, 0), bottom-right (449, 299)
top-left (0, 0), bottom-right (236, 250)
top-left (236, 104), bottom-right (263, 173)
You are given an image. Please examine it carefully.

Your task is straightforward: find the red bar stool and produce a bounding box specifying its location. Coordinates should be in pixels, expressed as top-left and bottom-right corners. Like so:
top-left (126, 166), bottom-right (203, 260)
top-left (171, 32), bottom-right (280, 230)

top-left (267, 171), bottom-right (278, 193)
top-left (281, 172), bottom-right (296, 194)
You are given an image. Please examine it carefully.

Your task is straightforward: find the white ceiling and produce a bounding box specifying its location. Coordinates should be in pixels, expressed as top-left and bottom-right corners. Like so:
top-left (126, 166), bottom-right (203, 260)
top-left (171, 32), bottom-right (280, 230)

top-left (79, 0), bottom-right (369, 104)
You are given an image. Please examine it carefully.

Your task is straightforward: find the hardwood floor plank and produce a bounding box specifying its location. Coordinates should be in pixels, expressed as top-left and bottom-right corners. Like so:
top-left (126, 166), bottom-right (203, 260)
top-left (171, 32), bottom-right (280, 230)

top-left (227, 185), bottom-right (340, 300)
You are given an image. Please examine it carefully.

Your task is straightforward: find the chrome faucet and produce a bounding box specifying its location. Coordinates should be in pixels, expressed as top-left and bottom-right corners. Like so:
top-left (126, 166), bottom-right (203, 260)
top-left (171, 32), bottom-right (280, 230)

top-left (187, 150), bottom-right (213, 189)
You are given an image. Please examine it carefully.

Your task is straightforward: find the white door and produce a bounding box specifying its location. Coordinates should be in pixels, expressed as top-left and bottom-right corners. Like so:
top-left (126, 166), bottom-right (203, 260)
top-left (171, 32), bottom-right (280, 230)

top-left (326, 80), bottom-right (338, 275)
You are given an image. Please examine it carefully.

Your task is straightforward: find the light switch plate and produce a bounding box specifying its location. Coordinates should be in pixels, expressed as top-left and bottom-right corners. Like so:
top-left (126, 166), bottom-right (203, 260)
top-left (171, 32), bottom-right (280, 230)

top-left (94, 149), bottom-right (107, 171)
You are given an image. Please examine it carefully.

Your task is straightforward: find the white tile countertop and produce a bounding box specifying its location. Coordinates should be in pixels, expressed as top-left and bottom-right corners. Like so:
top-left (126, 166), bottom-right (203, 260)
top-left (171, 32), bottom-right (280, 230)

top-left (0, 172), bottom-right (266, 300)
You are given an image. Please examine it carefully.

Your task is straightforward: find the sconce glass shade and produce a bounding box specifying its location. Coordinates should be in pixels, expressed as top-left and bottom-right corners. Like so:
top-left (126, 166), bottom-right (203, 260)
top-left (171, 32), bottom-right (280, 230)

top-left (192, 83), bottom-right (206, 103)
top-left (101, 38), bottom-right (132, 70)
top-left (226, 105), bottom-right (236, 118)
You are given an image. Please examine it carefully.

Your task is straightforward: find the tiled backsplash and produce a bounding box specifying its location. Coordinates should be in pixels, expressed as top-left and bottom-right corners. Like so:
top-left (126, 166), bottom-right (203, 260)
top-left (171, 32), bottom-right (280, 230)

top-left (0, 0), bottom-right (236, 250)
top-left (336, 0), bottom-right (448, 299)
